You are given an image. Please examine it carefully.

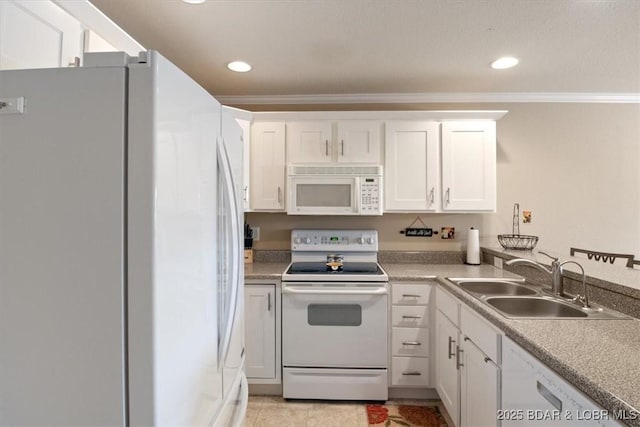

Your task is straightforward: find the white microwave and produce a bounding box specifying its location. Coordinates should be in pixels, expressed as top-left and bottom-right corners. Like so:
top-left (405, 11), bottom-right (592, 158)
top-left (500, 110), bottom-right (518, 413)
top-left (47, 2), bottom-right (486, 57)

top-left (287, 165), bottom-right (383, 215)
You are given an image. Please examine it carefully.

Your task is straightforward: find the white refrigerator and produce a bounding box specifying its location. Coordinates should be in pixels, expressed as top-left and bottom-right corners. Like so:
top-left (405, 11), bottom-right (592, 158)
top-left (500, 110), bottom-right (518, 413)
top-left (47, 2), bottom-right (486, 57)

top-left (0, 51), bottom-right (247, 426)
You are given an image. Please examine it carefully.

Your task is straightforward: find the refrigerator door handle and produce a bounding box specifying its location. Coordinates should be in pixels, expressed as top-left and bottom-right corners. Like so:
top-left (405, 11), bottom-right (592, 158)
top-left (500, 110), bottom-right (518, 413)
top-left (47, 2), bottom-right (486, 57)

top-left (218, 136), bottom-right (242, 363)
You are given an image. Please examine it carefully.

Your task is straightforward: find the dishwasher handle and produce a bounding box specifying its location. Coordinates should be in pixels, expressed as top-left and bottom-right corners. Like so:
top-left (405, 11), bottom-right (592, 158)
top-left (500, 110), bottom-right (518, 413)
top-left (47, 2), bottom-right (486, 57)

top-left (537, 381), bottom-right (563, 411)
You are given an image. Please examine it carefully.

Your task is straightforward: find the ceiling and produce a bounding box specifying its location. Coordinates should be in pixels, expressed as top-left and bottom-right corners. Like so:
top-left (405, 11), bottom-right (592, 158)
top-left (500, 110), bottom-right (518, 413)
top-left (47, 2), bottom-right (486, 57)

top-left (88, 0), bottom-right (640, 103)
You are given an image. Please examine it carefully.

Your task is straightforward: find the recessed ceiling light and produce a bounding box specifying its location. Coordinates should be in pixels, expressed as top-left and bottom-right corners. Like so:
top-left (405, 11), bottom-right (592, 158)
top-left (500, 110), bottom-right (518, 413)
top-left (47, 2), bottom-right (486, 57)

top-left (227, 61), bottom-right (252, 73)
top-left (491, 56), bottom-right (519, 69)
top-left (182, 0), bottom-right (206, 4)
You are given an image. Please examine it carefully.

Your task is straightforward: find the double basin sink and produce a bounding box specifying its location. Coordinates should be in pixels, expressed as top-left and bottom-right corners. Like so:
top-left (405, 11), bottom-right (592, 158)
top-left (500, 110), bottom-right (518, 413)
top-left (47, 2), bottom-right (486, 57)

top-left (446, 278), bottom-right (629, 319)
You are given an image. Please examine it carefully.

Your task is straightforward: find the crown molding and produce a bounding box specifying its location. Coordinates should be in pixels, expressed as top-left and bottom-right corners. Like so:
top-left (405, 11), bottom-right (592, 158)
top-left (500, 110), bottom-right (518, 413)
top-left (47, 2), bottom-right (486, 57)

top-left (217, 92), bottom-right (640, 105)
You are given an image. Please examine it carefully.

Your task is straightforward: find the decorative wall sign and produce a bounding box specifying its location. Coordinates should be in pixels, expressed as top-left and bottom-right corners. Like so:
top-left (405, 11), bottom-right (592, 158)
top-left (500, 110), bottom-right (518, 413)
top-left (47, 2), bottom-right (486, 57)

top-left (403, 228), bottom-right (433, 237)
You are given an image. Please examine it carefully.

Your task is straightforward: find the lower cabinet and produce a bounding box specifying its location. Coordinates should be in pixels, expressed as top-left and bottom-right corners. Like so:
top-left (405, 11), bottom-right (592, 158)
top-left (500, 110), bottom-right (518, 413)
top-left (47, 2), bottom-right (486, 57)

top-left (390, 283), bottom-right (432, 388)
top-left (435, 287), bottom-right (502, 427)
top-left (460, 338), bottom-right (500, 427)
top-left (435, 308), bottom-right (461, 425)
top-left (244, 283), bottom-right (280, 383)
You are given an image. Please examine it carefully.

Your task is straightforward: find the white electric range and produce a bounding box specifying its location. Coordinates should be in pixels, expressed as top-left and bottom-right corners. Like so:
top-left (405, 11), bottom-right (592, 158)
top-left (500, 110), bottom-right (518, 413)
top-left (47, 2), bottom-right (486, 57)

top-left (281, 229), bottom-right (389, 401)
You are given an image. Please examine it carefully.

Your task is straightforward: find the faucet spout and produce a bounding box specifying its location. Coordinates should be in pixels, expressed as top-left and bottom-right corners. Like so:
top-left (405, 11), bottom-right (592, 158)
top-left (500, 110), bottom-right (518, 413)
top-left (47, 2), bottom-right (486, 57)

top-left (504, 258), bottom-right (552, 275)
top-left (505, 253), bottom-right (565, 297)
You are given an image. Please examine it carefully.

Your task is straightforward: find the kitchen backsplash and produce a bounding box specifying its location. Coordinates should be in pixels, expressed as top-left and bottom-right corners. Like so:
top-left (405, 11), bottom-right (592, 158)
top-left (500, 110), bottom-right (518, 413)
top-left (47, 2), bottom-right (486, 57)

top-left (245, 212), bottom-right (493, 251)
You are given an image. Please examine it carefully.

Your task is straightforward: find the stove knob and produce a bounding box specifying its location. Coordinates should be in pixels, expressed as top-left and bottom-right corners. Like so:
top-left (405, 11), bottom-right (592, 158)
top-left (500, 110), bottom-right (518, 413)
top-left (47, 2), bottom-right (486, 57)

top-left (303, 237), bottom-right (312, 244)
top-left (366, 236), bottom-right (375, 244)
top-left (357, 236), bottom-right (366, 244)
top-left (293, 237), bottom-right (302, 244)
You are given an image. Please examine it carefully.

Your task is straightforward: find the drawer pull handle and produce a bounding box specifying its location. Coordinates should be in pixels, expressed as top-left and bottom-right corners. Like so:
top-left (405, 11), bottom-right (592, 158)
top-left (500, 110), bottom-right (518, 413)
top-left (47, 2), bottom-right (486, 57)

top-left (448, 336), bottom-right (455, 359)
top-left (402, 315), bottom-right (422, 319)
top-left (402, 371), bottom-right (422, 376)
top-left (484, 356), bottom-right (491, 363)
top-left (402, 294), bottom-right (421, 298)
top-left (402, 341), bottom-right (421, 346)
top-left (537, 381), bottom-right (563, 411)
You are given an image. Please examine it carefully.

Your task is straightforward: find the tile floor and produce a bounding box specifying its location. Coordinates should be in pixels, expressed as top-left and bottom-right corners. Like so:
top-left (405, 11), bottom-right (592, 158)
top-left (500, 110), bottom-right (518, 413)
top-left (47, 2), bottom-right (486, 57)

top-left (241, 395), bottom-right (452, 427)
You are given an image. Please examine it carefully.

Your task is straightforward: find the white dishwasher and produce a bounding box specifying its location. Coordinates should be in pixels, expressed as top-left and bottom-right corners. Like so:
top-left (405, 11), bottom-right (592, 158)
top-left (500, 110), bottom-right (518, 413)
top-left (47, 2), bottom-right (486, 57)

top-left (501, 337), bottom-right (623, 427)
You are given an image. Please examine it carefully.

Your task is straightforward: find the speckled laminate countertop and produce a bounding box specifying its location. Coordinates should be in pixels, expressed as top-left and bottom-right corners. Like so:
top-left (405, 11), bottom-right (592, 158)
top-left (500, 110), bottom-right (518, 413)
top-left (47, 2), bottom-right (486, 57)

top-left (245, 261), bottom-right (640, 426)
top-left (244, 262), bottom-right (289, 280)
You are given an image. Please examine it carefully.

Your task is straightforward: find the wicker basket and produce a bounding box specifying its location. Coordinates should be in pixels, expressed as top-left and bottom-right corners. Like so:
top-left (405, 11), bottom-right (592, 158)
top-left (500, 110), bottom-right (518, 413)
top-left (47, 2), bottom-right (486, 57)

top-left (497, 234), bottom-right (539, 250)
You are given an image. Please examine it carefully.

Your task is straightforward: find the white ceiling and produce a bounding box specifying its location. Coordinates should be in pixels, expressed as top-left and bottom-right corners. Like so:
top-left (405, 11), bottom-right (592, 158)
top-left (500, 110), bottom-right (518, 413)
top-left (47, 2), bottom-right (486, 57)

top-left (88, 0), bottom-right (640, 103)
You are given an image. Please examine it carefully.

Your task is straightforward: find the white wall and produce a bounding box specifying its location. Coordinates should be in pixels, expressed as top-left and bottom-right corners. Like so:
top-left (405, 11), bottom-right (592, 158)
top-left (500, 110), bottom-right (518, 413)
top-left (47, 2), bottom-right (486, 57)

top-left (487, 103), bottom-right (640, 257)
top-left (245, 102), bottom-right (640, 258)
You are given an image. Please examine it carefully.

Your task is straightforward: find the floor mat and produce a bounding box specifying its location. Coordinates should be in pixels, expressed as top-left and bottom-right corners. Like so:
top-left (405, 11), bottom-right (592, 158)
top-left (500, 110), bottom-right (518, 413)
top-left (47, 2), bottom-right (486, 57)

top-left (366, 403), bottom-right (448, 427)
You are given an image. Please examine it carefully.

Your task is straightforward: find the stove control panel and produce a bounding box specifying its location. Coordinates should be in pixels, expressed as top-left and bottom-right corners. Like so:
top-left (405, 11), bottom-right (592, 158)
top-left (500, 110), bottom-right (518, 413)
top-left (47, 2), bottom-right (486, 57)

top-left (291, 229), bottom-right (378, 252)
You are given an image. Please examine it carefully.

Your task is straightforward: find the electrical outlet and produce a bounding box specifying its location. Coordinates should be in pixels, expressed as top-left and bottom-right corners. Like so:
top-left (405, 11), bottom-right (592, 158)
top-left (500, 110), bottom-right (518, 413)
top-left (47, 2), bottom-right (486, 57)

top-left (494, 257), bottom-right (503, 269)
top-left (251, 226), bottom-right (260, 241)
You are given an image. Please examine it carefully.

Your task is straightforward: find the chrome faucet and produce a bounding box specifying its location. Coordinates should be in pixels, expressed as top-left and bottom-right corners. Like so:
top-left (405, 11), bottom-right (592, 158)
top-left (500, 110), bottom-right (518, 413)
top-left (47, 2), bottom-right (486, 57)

top-left (505, 252), bottom-right (589, 307)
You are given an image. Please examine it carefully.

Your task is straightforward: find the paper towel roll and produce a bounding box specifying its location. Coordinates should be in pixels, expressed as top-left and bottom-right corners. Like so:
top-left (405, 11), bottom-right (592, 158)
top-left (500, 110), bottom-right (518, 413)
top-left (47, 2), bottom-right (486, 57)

top-left (466, 227), bottom-right (480, 265)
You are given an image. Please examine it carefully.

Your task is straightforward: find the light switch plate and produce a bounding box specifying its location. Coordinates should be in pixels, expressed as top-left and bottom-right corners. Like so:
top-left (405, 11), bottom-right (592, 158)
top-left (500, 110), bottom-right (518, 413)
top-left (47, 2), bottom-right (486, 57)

top-left (494, 257), bottom-right (503, 269)
top-left (251, 226), bottom-right (260, 241)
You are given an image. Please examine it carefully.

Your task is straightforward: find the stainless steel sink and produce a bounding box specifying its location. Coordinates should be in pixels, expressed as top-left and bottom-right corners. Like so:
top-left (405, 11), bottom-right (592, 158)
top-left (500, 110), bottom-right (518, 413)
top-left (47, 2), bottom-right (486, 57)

top-left (455, 279), bottom-right (538, 296)
top-left (445, 277), bottom-right (630, 320)
top-left (486, 296), bottom-right (588, 318)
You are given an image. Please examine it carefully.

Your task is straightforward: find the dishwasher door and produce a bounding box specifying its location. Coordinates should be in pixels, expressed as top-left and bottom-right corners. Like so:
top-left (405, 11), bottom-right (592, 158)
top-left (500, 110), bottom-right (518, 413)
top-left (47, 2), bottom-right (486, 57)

top-left (501, 337), bottom-right (623, 427)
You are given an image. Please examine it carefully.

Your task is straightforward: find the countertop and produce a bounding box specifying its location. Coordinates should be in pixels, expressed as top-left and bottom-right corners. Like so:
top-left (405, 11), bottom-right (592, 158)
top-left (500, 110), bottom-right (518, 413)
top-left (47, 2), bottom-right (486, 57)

top-left (244, 261), bottom-right (640, 425)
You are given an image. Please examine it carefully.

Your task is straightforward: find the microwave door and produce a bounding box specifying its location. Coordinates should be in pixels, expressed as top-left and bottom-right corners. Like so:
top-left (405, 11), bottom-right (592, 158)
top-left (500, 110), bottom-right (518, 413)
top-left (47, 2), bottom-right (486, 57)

top-left (288, 177), bottom-right (358, 215)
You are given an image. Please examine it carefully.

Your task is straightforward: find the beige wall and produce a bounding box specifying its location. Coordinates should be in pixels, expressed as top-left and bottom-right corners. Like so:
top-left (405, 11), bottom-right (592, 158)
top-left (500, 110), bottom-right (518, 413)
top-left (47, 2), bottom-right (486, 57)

top-left (243, 102), bottom-right (640, 258)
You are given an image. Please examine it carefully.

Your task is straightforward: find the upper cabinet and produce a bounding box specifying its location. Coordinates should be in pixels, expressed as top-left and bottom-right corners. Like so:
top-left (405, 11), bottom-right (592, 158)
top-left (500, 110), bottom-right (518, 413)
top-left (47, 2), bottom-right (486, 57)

top-left (335, 121), bottom-right (382, 163)
top-left (286, 120), bottom-right (382, 164)
top-left (385, 121), bottom-right (440, 211)
top-left (441, 121), bottom-right (496, 212)
top-left (250, 122), bottom-right (286, 211)
top-left (384, 120), bottom-right (497, 213)
top-left (0, 0), bottom-right (84, 70)
top-left (249, 111), bottom-right (504, 213)
top-left (0, 0), bottom-right (145, 71)
top-left (286, 121), bottom-right (333, 164)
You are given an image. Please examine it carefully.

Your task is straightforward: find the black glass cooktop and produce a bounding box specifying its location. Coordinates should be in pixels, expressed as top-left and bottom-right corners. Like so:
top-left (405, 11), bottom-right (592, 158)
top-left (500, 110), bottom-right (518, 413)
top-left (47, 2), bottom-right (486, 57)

top-left (286, 262), bottom-right (382, 274)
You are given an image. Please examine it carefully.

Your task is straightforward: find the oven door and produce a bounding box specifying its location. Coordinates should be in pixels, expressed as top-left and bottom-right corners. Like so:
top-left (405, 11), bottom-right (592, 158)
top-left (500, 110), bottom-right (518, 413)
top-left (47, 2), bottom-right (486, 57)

top-left (287, 176), bottom-right (359, 215)
top-left (282, 282), bottom-right (388, 368)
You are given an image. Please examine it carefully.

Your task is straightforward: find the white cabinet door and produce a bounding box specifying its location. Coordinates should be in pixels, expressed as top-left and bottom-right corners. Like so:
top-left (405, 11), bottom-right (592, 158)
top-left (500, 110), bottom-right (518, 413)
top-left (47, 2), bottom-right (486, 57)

top-left (236, 118), bottom-right (251, 211)
top-left (250, 122), bottom-right (286, 211)
top-left (385, 121), bottom-right (440, 211)
top-left (435, 309), bottom-right (461, 427)
top-left (0, 0), bottom-right (83, 70)
top-left (286, 121), bottom-right (332, 164)
top-left (441, 121), bottom-right (496, 211)
top-left (336, 121), bottom-right (381, 163)
top-left (244, 285), bottom-right (276, 379)
top-left (461, 339), bottom-right (500, 427)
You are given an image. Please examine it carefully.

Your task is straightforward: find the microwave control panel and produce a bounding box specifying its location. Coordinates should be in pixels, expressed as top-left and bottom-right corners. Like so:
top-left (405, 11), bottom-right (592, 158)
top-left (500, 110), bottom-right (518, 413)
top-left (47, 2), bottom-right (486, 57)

top-left (361, 177), bottom-right (381, 214)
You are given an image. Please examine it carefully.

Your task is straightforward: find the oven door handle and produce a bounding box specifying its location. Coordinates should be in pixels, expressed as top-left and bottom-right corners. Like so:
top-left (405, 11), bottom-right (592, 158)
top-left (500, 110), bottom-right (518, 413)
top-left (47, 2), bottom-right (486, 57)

top-left (282, 284), bottom-right (388, 296)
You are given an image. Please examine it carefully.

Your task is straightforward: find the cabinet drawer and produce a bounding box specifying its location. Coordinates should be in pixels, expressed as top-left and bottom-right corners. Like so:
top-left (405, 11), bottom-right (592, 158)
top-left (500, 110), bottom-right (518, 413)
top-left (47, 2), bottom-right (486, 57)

top-left (392, 327), bottom-right (429, 357)
top-left (392, 284), bottom-right (431, 305)
top-left (460, 304), bottom-right (501, 362)
top-left (391, 305), bottom-right (430, 328)
top-left (436, 286), bottom-right (459, 326)
top-left (391, 357), bottom-right (430, 387)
